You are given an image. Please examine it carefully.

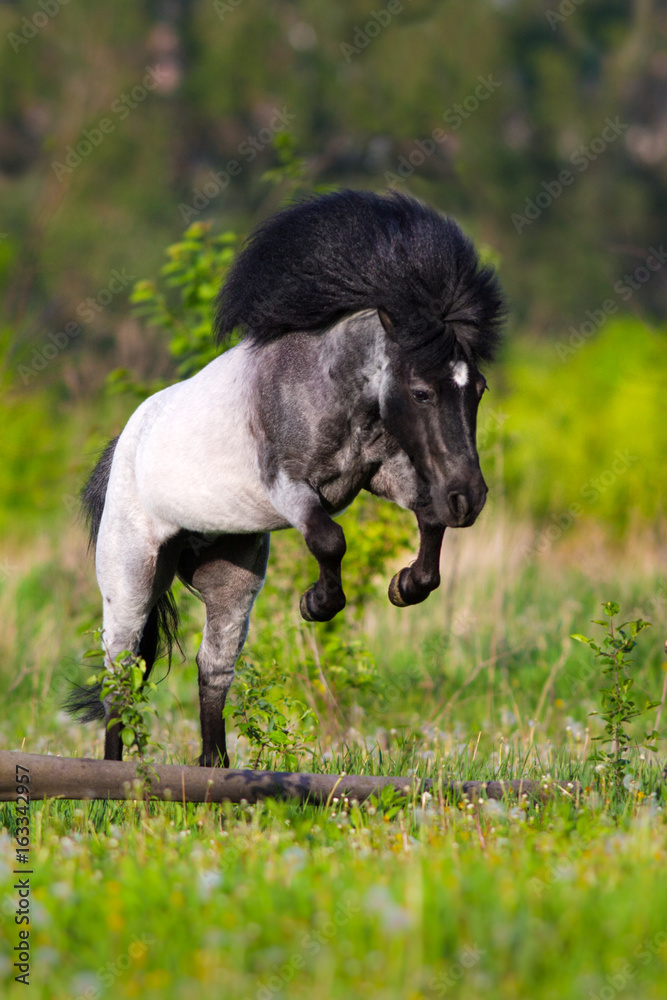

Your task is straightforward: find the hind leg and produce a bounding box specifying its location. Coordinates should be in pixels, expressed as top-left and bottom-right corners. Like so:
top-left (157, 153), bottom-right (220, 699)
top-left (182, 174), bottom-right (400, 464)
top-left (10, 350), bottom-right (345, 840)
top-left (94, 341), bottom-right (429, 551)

top-left (96, 527), bottom-right (178, 760)
top-left (178, 533), bottom-right (270, 766)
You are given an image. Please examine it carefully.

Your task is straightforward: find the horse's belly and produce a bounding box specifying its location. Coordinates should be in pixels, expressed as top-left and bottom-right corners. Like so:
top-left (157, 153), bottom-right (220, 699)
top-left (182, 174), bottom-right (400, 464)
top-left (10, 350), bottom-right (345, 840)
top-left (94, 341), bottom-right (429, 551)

top-left (144, 465), bottom-right (288, 534)
top-left (136, 429), bottom-right (288, 533)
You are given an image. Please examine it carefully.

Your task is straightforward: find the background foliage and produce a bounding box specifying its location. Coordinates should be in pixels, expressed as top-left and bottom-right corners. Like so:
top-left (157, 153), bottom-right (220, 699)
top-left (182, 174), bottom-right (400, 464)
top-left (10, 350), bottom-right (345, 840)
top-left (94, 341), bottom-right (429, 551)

top-left (1, 0), bottom-right (666, 374)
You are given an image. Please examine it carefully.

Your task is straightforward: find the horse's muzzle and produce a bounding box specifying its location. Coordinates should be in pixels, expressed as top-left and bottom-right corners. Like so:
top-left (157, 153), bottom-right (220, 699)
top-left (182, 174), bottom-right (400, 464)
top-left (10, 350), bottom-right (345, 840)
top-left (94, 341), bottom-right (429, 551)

top-left (433, 476), bottom-right (488, 528)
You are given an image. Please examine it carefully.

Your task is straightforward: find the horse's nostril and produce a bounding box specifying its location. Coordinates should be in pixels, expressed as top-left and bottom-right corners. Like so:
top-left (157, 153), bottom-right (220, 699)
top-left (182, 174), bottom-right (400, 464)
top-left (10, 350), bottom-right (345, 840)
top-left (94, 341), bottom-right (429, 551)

top-left (448, 491), bottom-right (470, 520)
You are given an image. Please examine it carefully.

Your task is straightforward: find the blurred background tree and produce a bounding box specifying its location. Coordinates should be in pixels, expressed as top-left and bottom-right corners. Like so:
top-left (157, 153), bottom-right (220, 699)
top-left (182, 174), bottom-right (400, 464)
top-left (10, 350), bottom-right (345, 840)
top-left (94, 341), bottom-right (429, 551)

top-left (1, 0), bottom-right (665, 383)
top-left (0, 0), bottom-right (665, 537)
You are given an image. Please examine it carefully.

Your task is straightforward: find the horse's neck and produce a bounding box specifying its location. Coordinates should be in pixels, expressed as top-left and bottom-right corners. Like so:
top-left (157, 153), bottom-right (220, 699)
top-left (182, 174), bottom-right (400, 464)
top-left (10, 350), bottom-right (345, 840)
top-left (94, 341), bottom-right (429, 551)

top-left (246, 310), bottom-right (391, 468)
top-left (313, 309), bottom-right (390, 398)
top-left (247, 309), bottom-right (389, 406)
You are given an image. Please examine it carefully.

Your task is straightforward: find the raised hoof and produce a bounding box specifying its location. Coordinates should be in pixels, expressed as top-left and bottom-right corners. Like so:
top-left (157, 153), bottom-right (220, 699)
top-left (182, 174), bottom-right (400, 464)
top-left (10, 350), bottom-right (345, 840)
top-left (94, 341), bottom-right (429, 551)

top-left (299, 587), bottom-right (345, 623)
top-left (388, 569), bottom-right (410, 608)
top-left (389, 567), bottom-right (439, 607)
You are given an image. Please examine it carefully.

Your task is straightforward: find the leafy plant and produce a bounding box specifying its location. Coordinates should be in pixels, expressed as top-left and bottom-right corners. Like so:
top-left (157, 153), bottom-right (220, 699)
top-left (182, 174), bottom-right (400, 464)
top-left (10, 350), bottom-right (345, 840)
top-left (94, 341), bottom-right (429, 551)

top-left (572, 601), bottom-right (658, 796)
top-left (126, 222), bottom-right (239, 386)
top-left (87, 641), bottom-right (162, 794)
top-left (224, 654), bottom-right (316, 770)
top-left (260, 132), bottom-right (310, 192)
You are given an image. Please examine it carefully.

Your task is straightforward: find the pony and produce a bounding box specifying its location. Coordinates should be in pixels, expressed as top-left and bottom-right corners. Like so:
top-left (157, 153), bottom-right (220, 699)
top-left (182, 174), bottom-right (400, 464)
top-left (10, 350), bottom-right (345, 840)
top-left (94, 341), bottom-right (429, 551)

top-left (67, 189), bottom-right (505, 765)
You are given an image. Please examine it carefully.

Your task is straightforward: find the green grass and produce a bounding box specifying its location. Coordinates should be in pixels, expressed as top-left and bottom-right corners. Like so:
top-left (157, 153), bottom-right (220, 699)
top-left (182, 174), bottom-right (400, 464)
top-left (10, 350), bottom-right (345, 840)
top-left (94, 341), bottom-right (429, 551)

top-left (1, 516), bottom-right (666, 999)
top-left (1, 789), bottom-right (667, 999)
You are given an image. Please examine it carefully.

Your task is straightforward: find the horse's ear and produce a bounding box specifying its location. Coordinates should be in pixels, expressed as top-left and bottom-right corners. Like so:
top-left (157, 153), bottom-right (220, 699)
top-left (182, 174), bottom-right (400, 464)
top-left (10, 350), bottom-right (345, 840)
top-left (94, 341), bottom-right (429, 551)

top-left (378, 308), bottom-right (396, 338)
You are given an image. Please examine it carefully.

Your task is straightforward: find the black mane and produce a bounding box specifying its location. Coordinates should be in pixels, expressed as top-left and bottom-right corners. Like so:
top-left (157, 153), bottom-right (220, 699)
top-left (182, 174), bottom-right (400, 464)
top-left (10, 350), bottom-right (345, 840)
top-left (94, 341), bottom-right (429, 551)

top-left (215, 189), bottom-right (505, 370)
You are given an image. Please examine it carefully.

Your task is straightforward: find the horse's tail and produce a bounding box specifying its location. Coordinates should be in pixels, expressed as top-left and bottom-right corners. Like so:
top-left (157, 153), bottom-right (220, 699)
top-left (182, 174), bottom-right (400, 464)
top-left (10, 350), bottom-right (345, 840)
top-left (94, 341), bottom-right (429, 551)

top-left (65, 437), bottom-right (180, 723)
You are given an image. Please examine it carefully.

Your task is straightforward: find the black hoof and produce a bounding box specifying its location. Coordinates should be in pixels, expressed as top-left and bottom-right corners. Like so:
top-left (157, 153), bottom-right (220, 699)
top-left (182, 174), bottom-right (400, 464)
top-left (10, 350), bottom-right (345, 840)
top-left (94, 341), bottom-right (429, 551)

top-left (299, 586), bottom-right (346, 623)
top-left (388, 567), bottom-right (437, 608)
top-left (388, 568), bottom-right (410, 607)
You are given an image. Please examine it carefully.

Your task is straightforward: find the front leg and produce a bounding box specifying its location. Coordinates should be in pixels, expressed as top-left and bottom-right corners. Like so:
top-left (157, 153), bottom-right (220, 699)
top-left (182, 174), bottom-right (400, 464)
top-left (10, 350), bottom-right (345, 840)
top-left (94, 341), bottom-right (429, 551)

top-left (388, 509), bottom-right (445, 608)
top-left (299, 503), bottom-right (347, 622)
top-left (367, 459), bottom-right (445, 608)
top-left (271, 480), bottom-right (347, 622)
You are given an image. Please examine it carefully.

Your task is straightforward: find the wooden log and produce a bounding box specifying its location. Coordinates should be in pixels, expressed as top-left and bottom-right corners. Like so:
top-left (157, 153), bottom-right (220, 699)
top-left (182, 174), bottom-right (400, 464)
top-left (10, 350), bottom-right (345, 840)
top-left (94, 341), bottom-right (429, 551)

top-left (0, 751), bottom-right (580, 805)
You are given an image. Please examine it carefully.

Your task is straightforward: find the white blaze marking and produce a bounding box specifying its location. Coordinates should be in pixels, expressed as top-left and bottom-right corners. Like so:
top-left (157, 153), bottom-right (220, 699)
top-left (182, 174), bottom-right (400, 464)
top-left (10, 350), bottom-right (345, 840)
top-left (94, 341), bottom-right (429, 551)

top-left (451, 361), bottom-right (468, 387)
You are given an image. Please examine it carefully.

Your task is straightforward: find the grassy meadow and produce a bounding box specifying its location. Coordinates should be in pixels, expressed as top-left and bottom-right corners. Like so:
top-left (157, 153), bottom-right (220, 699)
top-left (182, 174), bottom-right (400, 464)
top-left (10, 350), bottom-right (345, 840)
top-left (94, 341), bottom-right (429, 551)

top-left (1, 314), bottom-right (667, 998)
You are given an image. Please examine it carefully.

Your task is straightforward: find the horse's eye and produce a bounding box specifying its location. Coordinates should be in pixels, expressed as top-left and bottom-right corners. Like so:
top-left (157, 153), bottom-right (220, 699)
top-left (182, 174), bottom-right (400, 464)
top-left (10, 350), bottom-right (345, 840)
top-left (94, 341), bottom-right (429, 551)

top-left (411, 389), bottom-right (430, 403)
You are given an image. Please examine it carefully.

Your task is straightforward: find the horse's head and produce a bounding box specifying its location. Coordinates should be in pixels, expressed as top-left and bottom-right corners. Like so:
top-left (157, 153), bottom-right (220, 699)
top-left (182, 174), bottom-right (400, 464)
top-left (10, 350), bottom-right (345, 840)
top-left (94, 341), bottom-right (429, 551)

top-left (378, 310), bottom-right (489, 528)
